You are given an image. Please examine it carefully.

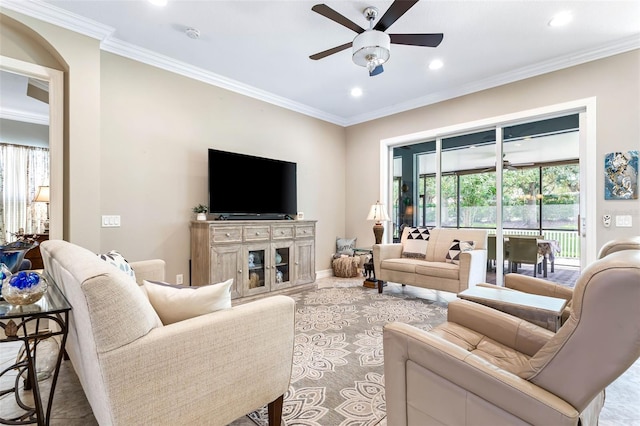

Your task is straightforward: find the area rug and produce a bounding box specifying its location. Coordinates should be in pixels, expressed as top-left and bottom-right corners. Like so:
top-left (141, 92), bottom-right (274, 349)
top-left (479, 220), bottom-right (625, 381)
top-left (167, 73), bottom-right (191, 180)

top-left (248, 280), bottom-right (448, 426)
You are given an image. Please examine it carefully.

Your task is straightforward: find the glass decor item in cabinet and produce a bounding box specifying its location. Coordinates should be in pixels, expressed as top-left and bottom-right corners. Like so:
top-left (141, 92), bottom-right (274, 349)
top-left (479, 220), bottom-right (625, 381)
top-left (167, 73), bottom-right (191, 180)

top-left (247, 250), bottom-right (266, 289)
top-left (274, 247), bottom-right (290, 284)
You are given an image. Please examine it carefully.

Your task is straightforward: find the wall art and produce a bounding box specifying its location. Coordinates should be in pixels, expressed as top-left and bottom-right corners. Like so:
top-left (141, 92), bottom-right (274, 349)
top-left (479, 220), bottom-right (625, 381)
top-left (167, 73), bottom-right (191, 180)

top-left (604, 151), bottom-right (638, 200)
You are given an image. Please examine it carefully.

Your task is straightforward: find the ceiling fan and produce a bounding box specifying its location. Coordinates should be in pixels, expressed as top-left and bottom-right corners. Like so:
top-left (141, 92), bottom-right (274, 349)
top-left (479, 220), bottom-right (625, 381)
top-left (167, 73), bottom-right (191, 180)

top-left (479, 156), bottom-right (535, 173)
top-left (309, 0), bottom-right (444, 76)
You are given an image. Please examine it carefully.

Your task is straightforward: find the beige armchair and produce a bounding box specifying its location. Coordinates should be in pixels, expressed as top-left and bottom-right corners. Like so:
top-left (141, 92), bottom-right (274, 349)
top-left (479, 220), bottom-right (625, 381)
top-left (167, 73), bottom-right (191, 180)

top-left (383, 248), bottom-right (640, 425)
top-left (41, 240), bottom-right (294, 426)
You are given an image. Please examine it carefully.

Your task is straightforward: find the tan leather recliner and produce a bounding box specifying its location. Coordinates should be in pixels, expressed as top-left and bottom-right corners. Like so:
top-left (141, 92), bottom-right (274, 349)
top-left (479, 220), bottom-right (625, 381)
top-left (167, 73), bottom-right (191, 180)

top-left (503, 236), bottom-right (640, 323)
top-left (383, 248), bottom-right (640, 425)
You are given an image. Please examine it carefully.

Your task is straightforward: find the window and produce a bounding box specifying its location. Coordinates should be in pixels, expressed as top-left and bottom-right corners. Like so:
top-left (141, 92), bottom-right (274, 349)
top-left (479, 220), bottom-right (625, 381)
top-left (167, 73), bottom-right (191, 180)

top-left (0, 143), bottom-right (50, 243)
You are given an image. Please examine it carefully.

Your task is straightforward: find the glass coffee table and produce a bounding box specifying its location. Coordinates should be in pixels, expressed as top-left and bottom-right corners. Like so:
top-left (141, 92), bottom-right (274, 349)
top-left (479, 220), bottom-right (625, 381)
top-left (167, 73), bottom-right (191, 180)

top-left (0, 273), bottom-right (71, 425)
top-left (458, 285), bottom-right (567, 331)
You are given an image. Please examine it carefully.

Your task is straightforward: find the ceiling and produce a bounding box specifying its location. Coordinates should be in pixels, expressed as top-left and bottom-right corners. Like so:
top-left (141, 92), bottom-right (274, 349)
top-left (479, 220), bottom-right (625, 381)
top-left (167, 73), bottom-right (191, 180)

top-left (0, 70), bottom-right (49, 125)
top-left (1, 0), bottom-right (639, 126)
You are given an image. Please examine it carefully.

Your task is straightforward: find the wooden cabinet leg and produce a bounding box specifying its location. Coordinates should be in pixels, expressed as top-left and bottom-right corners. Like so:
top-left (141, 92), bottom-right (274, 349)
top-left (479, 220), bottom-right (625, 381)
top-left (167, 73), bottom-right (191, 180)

top-left (268, 394), bottom-right (284, 426)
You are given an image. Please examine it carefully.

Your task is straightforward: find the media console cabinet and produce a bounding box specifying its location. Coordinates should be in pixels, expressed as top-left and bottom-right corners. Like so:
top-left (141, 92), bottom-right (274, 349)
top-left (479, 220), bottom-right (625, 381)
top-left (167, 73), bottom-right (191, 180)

top-left (190, 220), bottom-right (316, 301)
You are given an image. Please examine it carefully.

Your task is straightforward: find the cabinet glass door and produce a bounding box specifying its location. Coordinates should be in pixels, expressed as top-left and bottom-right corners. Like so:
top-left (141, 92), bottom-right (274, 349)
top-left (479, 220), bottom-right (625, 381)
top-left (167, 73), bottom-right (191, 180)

top-left (273, 242), bottom-right (293, 290)
top-left (246, 245), bottom-right (269, 295)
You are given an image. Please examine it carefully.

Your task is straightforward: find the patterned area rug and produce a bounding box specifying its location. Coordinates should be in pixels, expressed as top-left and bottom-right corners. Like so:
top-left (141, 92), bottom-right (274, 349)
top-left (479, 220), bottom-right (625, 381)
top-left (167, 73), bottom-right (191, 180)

top-left (248, 280), bottom-right (448, 426)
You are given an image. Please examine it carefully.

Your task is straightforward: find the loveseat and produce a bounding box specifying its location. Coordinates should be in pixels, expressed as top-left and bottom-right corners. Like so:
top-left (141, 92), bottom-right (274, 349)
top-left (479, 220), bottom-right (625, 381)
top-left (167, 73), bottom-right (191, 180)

top-left (40, 240), bottom-right (295, 425)
top-left (373, 227), bottom-right (488, 294)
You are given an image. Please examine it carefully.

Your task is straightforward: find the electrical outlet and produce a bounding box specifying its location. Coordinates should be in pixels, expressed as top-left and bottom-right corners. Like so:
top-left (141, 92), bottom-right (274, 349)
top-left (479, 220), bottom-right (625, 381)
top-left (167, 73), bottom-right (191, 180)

top-left (176, 274), bottom-right (183, 285)
top-left (603, 214), bottom-right (611, 228)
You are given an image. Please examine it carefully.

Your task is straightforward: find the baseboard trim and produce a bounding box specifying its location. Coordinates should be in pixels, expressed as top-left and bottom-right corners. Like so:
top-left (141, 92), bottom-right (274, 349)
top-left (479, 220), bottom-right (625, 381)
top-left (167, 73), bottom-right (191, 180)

top-left (316, 269), bottom-right (333, 279)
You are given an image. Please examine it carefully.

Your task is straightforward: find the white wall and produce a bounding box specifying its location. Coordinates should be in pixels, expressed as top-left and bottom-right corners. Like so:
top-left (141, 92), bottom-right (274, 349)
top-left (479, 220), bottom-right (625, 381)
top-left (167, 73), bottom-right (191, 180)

top-left (345, 50), bottom-right (640, 254)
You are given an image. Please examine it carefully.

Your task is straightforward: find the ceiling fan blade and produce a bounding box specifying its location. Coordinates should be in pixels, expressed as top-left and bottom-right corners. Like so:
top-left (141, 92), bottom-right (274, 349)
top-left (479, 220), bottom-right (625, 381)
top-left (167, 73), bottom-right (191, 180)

top-left (390, 33), bottom-right (444, 47)
top-left (309, 42), bottom-right (352, 60)
top-left (374, 0), bottom-right (419, 32)
top-left (369, 65), bottom-right (384, 77)
top-left (312, 4), bottom-right (365, 34)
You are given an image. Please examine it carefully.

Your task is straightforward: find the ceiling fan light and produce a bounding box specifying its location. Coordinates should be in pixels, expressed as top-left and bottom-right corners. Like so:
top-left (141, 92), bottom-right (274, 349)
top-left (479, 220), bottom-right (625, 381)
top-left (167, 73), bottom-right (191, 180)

top-left (352, 30), bottom-right (390, 70)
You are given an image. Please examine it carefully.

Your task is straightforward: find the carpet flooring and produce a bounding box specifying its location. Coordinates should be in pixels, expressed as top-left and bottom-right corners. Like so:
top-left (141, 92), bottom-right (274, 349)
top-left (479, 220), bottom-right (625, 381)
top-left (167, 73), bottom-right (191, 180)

top-left (248, 279), bottom-right (448, 426)
top-left (2, 277), bottom-right (638, 425)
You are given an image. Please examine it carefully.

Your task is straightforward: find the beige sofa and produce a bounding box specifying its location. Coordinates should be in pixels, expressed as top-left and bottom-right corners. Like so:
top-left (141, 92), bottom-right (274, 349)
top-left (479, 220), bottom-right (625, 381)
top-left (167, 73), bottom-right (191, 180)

top-left (373, 228), bottom-right (488, 293)
top-left (40, 240), bottom-right (294, 426)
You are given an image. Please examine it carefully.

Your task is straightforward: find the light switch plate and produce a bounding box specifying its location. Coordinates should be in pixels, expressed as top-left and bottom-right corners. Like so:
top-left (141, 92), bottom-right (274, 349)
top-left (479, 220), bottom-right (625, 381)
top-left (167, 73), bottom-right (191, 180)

top-left (615, 215), bottom-right (632, 227)
top-left (101, 215), bottom-right (121, 227)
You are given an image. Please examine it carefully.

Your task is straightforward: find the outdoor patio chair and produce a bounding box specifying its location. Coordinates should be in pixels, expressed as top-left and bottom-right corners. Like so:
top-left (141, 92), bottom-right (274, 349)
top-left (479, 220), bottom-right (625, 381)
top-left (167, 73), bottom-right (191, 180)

top-left (508, 236), bottom-right (545, 277)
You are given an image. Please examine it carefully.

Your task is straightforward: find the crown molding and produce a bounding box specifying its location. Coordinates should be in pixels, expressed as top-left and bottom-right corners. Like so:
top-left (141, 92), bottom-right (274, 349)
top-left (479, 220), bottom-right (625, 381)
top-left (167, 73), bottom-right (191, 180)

top-left (0, 0), bottom-right (114, 40)
top-left (3, 0), bottom-right (638, 128)
top-left (345, 35), bottom-right (640, 126)
top-left (0, 107), bottom-right (49, 125)
top-left (1, 0), bottom-right (347, 125)
top-left (100, 38), bottom-right (347, 126)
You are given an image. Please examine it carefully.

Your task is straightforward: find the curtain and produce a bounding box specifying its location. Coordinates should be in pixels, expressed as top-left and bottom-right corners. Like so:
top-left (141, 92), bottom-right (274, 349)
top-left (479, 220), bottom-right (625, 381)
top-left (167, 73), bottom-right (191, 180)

top-left (0, 143), bottom-right (50, 244)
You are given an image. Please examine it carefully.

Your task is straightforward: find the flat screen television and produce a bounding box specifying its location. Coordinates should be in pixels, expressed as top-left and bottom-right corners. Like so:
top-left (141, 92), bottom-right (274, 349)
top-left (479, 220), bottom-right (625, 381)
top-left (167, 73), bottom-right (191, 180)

top-left (208, 149), bottom-right (297, 218)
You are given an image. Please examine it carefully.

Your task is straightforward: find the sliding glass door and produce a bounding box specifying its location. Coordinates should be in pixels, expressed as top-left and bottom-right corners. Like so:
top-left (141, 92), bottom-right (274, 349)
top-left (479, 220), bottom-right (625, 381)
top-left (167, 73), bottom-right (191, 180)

top-left (390, 113), bottom-right (581, 286)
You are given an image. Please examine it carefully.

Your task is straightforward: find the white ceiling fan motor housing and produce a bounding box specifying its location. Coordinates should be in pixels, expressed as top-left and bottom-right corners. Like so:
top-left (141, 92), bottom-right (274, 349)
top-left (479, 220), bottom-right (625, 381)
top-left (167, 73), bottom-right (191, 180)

top-left (352, 30), bottom-right (391, 68)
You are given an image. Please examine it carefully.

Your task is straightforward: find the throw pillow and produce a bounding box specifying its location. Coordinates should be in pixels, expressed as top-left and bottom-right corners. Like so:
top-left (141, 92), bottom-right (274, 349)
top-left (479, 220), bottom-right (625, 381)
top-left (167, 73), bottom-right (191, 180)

top-left (98, 250), bottom-right (136, 282)
top-left (401, 227), bottom-right (431, 259)
top-left (445, 239), bottom-right (476, 265)
top-left (336, 237), bottom-right (357, 256)
top-left (143, 279), bottom-right (233, 325)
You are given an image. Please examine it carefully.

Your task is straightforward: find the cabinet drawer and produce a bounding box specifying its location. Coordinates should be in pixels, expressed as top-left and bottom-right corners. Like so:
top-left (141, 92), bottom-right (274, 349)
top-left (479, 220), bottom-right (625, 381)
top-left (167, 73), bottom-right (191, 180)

top-left (272, 226), bottom-right (294, 239)
top-left (211, 226), bottom-right (243, 243)
top-left (245, 226), bottom-right (271, 241)
top-left (295, 225), bottom-right (315, 238)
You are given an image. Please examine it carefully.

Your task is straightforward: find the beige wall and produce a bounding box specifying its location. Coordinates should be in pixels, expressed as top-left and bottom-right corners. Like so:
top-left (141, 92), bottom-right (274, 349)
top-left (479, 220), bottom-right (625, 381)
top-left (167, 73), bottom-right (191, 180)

top-left (1, 9), bottom-right (102, 250)
top-left (2, 8), bottom-right (638, 280)
top-left (1, 10), bottom-right (347, 282)
top-left (345, 50), bottom-right (640, 254)
top-left (99, 53), bottom-right (346, 280)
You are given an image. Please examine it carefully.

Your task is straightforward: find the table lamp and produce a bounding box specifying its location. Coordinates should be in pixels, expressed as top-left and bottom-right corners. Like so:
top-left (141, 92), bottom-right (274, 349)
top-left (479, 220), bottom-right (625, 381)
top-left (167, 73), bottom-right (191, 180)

top-left (34, 185), bottom-right (50, 233)
top-left (367, 201), bottom-right (390, 244)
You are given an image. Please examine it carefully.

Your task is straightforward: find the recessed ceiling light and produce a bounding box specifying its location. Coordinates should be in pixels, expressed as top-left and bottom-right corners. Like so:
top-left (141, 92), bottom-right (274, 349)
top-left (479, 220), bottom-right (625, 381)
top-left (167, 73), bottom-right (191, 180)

top-left (148, 0), bottom-right (167, 7)
top-left (351, 87), bottom-right (363, 97)
top-left (429, 59), bottom-right (443, 70)
top-left (549, 11), bottom-right (573, 27)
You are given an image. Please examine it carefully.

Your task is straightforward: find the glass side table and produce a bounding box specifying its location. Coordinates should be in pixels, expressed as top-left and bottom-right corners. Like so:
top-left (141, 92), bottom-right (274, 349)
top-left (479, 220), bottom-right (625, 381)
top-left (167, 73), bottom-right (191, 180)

top-left (1, 273), bottom-right (71, 426)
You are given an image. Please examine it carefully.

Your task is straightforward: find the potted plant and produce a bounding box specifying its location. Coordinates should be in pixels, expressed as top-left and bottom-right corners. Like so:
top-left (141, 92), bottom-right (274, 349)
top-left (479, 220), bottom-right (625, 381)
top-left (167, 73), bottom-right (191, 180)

top-left (192, 204), bottom-right (208, 221)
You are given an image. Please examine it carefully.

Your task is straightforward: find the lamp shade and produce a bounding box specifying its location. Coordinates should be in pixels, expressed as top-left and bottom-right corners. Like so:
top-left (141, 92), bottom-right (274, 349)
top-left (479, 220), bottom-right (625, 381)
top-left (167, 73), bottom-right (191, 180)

top-left (34, 186), bottom-right (50, 203)
top-left (367, 201), bottom-right (390, 223)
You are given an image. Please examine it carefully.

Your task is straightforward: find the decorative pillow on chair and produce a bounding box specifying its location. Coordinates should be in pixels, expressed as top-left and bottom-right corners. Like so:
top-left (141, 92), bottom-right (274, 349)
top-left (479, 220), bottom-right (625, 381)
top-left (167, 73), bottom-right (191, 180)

top-left (445, 239), bottom-right (476, 265)
top-left (142, 279), bottom-right (233, 325)
top-left (401, 227), bottom-right (431, 259)
top-left (336, 237), bottom-right (357, 256)
top-left (98, 250), bottom-right (136, 282)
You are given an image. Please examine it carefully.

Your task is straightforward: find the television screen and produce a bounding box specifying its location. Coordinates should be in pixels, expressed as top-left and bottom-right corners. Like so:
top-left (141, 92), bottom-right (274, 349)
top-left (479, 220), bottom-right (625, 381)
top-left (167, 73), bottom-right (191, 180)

top-left (208, 149), bottom-right (297, 217)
